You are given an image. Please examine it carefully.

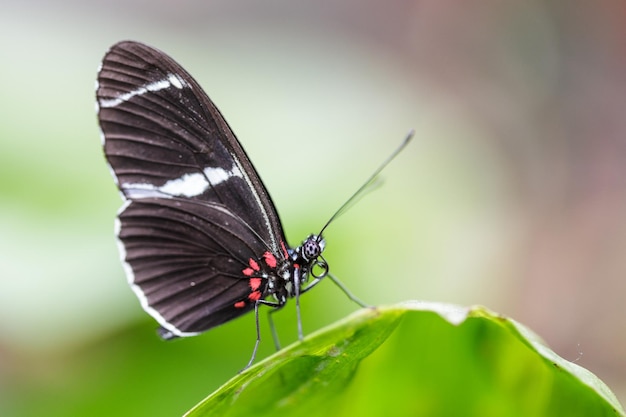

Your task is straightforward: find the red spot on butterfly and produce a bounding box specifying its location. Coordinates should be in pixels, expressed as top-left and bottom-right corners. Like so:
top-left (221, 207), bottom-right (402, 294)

top-left (263, 251), bottom-right (277, 268)
top-left (248, 291), bottom-right (262, 301)
top-left (280, 241), bottom-right (289, 258)
top-left (248, 258), bottom-right (260, 271)
top-left (234, 301), bottom-right (246, 308)
top-left (242, 267), bottom-right (254, 276)
top-left (249, 278), bottom-right (262, 291)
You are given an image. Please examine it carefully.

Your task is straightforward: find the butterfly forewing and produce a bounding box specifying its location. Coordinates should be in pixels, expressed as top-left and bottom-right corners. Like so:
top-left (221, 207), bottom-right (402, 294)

top-left (97, 41), bottom-right (284, 251)
top-left (97, 41), bottom-right (285, 337)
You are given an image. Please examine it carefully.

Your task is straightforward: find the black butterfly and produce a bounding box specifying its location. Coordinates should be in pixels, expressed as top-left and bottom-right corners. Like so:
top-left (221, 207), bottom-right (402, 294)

top-left (96, 41), bottom-right (410, 368)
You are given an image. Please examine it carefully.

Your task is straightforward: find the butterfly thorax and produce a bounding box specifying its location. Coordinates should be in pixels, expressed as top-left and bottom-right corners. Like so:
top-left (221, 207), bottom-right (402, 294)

top-left (247, 234), bottom-right (327, 307)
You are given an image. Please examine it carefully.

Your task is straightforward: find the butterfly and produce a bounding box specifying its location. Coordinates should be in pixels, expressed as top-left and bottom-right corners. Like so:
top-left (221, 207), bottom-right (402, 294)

top-left (96, 41), bottom-right (411, 368)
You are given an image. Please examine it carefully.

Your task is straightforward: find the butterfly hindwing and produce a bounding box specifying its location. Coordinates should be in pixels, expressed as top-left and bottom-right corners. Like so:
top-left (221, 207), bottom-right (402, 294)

top-left (118, 198), bottom-right (267, 336)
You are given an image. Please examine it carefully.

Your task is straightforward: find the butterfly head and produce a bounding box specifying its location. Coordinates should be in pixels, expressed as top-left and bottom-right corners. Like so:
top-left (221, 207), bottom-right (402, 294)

top-left (294, 234), bottom-right (328, 280)
top-left (301, 234), bottom-right (325, 261)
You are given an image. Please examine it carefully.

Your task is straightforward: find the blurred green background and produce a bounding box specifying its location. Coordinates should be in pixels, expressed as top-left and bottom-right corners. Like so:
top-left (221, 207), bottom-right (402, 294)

top-left (2, 1), bottom-right (625, 416)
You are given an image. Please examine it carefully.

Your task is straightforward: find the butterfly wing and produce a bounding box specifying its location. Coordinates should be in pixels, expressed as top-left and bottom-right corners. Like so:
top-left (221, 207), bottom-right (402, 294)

top-left (118, 197), bottom-right (267, 337)
top-left (96, 41), bottom-right (285, 337)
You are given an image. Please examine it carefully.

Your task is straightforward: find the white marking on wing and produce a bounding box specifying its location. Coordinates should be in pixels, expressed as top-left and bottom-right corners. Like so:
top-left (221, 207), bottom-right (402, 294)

top-left (168, 73), bottom-right (184, 89)
top-left (122, 165), bottom-right (243, 199)
top-left (123, 185), bottom-right (168, 199)
top-left (99, 73), bottom-right (184, 108)
top-left (204, 165), bottom-right (243, 186)
top-left (160, 172), bottom-right (211, 196)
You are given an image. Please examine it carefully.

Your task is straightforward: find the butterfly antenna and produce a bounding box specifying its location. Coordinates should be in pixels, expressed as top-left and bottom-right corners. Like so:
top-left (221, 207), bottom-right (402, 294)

top-left (317, 129), bottom-right (414, 238)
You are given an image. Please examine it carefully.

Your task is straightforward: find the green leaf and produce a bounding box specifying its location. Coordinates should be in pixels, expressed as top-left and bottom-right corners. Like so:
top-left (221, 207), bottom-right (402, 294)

top-left (184, 301), bottom-right (624, 417)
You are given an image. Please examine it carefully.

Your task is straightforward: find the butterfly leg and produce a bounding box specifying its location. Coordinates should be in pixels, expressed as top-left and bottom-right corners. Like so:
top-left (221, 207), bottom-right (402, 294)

top-left (267, 303), bottom-right (286, 350)
top-left (242, 301), bottom-right (263, 371)
top-left (242, 298), bottom-right (285, 371)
